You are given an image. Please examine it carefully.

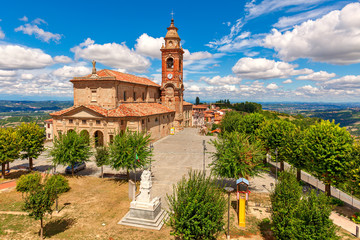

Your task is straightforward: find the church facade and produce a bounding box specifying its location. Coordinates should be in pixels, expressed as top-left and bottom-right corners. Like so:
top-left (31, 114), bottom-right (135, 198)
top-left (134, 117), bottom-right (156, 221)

top-left (50, 19), bottom-right (192, 146)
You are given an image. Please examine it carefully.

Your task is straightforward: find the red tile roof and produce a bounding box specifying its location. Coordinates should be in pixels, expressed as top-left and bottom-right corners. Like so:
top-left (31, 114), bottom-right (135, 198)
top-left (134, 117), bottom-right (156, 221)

top-left (193, 105), bottom-right (208, 109)
top-left (183, 101), bottom-right (193, 106)
top-left (44, 118), bottom-right (53, 123)
top-left (51, 103), bottom-right (174, 118)
top-left (71, 69), bottom-right (160, 87)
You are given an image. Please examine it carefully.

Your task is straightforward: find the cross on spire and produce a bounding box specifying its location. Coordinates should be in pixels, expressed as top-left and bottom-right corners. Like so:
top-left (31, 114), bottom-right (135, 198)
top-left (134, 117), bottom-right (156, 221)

top-left (171, 10), bottom-right (174, 20)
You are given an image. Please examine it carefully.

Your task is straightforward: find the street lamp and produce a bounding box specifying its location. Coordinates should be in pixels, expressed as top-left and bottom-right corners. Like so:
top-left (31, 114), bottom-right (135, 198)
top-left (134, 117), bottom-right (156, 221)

top-left (203, 140), bottom-right (207, 175)
top-left (274, 148), bottom-right (278, 184)
top-left (224, 187), bottom-right (234, 240)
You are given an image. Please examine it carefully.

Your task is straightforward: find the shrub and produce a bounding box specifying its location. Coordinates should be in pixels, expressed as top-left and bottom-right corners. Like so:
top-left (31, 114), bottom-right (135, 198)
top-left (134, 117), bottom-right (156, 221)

top-left (167, 171), bottom-right (226, 240)
top-left (16, 172), bottom-right (42, 194)
top-left (352, 212), bottom-right (360, 224)
top-left (45, 174), bottom-right (70, 195)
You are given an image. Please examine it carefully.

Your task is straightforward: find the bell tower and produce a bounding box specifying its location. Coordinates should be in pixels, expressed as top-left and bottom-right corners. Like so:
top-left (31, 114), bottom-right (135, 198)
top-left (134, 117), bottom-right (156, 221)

top-left (161, 18), bottom-right (184, 130)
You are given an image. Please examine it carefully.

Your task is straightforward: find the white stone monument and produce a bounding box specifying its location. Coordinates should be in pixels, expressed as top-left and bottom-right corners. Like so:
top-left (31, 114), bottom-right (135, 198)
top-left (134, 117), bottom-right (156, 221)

top-left (118, 170), bottom-right (167, 230)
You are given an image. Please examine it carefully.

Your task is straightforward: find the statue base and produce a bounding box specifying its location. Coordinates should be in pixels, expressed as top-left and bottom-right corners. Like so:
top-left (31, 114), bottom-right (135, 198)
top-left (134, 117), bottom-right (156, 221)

top-left (118, 197), bottom-right (168, 230)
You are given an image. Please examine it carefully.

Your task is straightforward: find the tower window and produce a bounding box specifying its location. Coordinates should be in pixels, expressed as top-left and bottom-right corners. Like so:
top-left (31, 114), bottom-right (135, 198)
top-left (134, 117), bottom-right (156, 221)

top-left (167, 58), bottom-right (174, 69)
top-left (133, 92), bottom-right (136, 101)
top-left (91, 89), bottom-right (97, 102)
top-left (142, 92), bottom-right (145, 101)
top-left (123, 91), bottom-right (127, 101)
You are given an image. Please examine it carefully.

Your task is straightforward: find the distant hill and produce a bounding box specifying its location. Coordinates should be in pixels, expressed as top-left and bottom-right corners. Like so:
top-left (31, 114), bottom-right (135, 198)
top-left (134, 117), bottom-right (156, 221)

top-left (0, 100), bottom-right (73, 112)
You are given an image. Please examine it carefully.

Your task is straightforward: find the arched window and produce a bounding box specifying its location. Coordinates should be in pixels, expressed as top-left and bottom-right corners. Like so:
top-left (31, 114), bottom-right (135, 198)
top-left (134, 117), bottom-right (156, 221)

top-left (167, 58), bottom-right (174, 69)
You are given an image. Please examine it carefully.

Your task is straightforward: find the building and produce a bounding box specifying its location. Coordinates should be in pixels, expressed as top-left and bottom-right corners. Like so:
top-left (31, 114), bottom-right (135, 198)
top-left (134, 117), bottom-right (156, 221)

top-left (44, 118), bottom-right (53, 140)
top-left (50, 18), bottom-right (192, 146)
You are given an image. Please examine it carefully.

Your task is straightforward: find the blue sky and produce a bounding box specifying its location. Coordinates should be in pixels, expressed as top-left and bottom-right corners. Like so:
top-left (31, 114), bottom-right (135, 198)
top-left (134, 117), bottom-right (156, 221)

top-left (1, 0), bottom-right (360, 102)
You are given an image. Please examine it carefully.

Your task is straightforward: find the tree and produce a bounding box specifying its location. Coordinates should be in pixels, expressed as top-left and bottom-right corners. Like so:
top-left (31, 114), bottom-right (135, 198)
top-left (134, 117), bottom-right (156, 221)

top-left (257, 119), bottom-right (297, 171)
top-left (109, 130), bottom-right (152, 180)
top-left (210, 131), bottom-right (265, 179)
top-left (271, 170), bottom-right (302, 239)
top-left (0, 127), bottom-right (21, 178)
top-left (17, 172), bottom-right (70, 239)
top-left (95, 146), bottom-right (110, 178)
top-left (167, 171), bottom-right (226, 240)
top-left (271, 170), bottom-right (339, 240)
top-left (195, 96), bottom-right (200, 105)
top-left (50, 130), bottom-right (92, 176)
top-left (303, 120), bottom-right (353, 196)
top-left (282, 126), bottom-right (306, 181)
top-left (17, 122), bottom-right (45, 170)
top-left (294, 190), bottom-right (339, 240)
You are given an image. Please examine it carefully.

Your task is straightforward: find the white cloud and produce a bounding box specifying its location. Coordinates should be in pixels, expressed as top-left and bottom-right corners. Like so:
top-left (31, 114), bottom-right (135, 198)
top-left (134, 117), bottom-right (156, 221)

top-left (245, 0), bottom-right (326, 20)
top-left (71, 38), bottom-right (150, 73)
top-left (52, 65), bottom-right (91, 78)
top-left (266, 83), bottom-right (279, 90)
top-left (0, 70), bottom-right (16, 76)
top-left (297, 71), bottom-right (335, 81)
top-left (273, 4), bottom-right (346, 29)
top-left (0, 27), bottom-right (4, 39)
top-left (321, 75), bottom-right (360, 90)
top-left (32, 18), bottom-right (47, 25)
top-left (282, 79), bottom-right (292, 84)
top-left (0, 45), bottom-right (53, 70)
top-left (54, 55), bottom-right (72, 63)
top-left (135, 33), bottom-right (164, 59)
top-left (19, 16), bottom-right (28, 22)
top-left (15, 23), bottom-right (61, 42)
top-left (201, 75), bottom-right (242, 86)
top-left (21, 73), bottom-right (34, 80)
top-left (232, 57), bottom-right (312, 80)
top-left (264, 2), bottom-right (360, 64)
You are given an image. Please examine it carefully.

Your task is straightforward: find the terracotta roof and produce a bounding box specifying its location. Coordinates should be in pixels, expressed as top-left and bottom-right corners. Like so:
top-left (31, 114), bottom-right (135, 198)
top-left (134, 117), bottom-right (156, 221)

top-left (44, 118), bottom-right (53, 123)
top-left (51, 103), bottom-right (174, 118)
top-left (71, 69), bottom-right (160, 87)
top-left (183, 101), bottom-right (193, 106)
top-left (193, 105), bottom-right (208, 109)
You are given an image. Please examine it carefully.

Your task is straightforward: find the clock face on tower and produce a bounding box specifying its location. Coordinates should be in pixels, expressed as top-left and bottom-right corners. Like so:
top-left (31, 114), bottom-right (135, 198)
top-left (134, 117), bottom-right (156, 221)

top-left (167, 73), bottom-right (173, 79)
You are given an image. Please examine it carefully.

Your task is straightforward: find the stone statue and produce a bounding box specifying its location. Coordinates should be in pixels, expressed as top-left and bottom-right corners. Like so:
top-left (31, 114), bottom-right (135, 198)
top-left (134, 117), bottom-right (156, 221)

top-left (92, 60), bottom-right (96, 74)
top-left (136, 170), bottom-right (152, 203)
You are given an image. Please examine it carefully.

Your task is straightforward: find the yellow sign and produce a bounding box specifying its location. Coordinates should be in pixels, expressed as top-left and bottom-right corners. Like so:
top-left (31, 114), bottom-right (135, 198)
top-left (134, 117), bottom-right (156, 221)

top-left (170, 127), bottom-right (175, 135)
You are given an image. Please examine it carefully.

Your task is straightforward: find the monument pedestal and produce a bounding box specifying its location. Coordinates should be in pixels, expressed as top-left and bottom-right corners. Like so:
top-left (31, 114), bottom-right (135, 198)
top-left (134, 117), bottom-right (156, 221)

top-left (118, 170), bottom-right (168, 230)
top-left (118, 197), bottom-right (168, 230)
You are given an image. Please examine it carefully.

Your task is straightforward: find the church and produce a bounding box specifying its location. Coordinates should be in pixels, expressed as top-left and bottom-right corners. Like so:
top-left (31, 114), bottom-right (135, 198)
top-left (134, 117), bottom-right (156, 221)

top-left (50, 18), bottom-right (193, 146)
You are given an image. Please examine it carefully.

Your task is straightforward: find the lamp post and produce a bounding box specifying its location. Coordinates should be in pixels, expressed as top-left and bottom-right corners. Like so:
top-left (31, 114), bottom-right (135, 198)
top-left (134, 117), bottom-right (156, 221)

top-left (203, 140), bottom-right (207, 175)
top-left (274, 148), bottom-right (278, 184)
top-left (224, 187), bottom-right (234, 240)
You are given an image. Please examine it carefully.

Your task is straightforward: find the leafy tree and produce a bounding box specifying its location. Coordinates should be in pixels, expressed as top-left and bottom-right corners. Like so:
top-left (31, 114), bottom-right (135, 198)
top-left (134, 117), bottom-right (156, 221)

top-left (232, 101), bottom-right (262, 113)
top-left (24, 188), bottom-right (54, 239)
top-left (348, 142), bottom-right (360, 194)
top-left (50, 130), bottom-right (92, 176)
top-left (195, 96), bottom-right (200, 105)
top-left (257, 119), bottom-right (297, 171)
top-left (17, 122), bottom-right (45, 170)
top-left (0, 127), bottom-right (21, 178)
top-left (109, 130), bottom-right (152, 180)
top-left (220, 112), bottom-right (265, 142)
top-left (303, 120), bottom-right (353, 196)
top-left (282, 126), bottom-right (306, 181)
top-left (271, 170), bottom-right (339, 240)
top-left (17, 173), bottom-right (70, 239)
top-left (210, 131), bottom-right (265, 178)
top-left (271, 170), bottom-right (302, 239)
top-left (95, 146), bottom-right (110, 178)
top-left (294, 190), bottom-right (339, 240)
top-left (167, 171), bottom-right (226, 240)
top-left (16, 172), bottom-right (42, 195)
